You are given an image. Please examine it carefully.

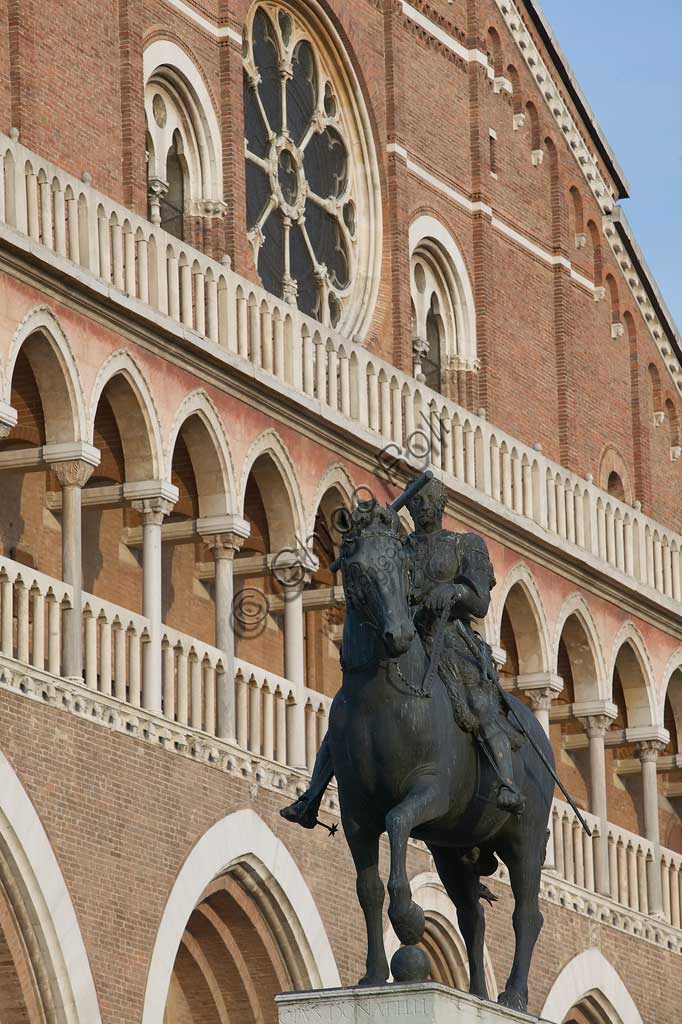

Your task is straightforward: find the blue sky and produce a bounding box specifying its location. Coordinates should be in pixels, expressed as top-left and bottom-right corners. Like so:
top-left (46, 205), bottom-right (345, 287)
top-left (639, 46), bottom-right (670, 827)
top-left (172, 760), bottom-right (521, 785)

top-left (537, 0), bottom-right (681, 329)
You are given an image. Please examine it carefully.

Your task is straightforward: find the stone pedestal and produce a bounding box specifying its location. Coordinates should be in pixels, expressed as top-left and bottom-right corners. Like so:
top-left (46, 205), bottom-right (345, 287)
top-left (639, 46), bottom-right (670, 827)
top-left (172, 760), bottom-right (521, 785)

top-left (277, 985), bottom-right (551, 1024)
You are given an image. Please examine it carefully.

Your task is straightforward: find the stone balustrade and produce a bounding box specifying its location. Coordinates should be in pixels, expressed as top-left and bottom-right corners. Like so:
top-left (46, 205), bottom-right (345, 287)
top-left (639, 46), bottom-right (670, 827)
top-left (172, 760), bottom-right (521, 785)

top-left (1, 131), bottom-right (681, 612)
top-left (82, 591), bottom-right (149, 702)
top-left (1, 128), bottom-right (679, 606)
top-left (0, 556), bottom-right (72, 674)
top-left (161, 624), bottom-right (225, 736)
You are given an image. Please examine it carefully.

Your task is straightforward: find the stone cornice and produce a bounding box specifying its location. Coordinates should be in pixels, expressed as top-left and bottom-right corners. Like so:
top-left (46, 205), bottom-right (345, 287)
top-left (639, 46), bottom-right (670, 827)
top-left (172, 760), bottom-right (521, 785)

top-left (1, 656), bottom-right (680, 957)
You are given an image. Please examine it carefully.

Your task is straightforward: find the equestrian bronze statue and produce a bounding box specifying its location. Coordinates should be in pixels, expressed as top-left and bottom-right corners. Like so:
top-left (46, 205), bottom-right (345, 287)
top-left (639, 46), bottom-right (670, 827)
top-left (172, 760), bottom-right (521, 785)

top-left (280, 474), bottom-right (555, 1013)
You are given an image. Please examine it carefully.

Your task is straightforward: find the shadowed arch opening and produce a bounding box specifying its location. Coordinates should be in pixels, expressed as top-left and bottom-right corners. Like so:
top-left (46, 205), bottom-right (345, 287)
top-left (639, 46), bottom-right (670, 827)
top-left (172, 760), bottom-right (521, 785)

top-left (496, 573), bottom-right (549, 688)
top-left (143, 809), bottom-right (339, 1024)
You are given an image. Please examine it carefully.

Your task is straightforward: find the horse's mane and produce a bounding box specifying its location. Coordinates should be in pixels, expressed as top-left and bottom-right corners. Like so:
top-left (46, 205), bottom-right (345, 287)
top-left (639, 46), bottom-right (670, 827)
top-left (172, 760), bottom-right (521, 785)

top-left (340, 502), bottom-right (400, 552)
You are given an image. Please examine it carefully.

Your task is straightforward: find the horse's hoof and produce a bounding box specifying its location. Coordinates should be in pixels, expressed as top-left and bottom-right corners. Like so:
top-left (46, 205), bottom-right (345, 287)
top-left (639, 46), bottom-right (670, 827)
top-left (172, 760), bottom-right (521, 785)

top-left (357, 971), bottom-right (388, 988)
top-left (498, 990), bottom-right (528, 1013)
top-left (389, 900), bottom-right (425, 946)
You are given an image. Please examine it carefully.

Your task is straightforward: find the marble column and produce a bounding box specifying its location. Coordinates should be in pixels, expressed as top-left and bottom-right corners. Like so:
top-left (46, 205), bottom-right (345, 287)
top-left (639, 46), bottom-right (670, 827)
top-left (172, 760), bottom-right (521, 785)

top-left (579, 713), bottom-right (613, 895)
top-left (638, 739), bottom-right (666, 917)
top-left (131, 496), bottom-right (174, 713)
top-left (283, 573), bottom-right (308, 769)
top-left (209, 532), bottom-right (245, 742)
top-left (50, 457), bottom-right (97, 677)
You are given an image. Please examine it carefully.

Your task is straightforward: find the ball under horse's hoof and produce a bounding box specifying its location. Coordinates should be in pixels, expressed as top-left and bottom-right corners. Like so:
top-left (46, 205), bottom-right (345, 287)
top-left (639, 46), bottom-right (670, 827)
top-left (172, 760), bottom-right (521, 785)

top-left (498, 989), bottom-right (528, 1013)
top-left (391, 946), bottom-right (430, 984)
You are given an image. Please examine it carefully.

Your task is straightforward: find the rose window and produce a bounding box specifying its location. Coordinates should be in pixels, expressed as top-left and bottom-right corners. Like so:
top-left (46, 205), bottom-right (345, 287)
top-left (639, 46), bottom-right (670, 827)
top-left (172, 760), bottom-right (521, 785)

top-left (243, 4), bottom-right (378, 332)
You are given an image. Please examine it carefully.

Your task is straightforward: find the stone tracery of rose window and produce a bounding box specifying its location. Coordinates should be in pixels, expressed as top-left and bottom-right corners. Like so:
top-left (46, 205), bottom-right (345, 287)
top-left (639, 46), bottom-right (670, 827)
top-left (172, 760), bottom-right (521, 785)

top-left (243, 4), bottom-right (363, 329)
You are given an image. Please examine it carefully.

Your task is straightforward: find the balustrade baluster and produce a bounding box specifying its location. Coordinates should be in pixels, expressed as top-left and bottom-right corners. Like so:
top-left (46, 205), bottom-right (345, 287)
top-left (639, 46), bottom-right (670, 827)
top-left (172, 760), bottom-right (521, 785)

top-left (522, 461), bottom-right (533, 518)
top-left (654, 537), bottom-right (664, 593)
top-left (380, 378), bottom-right (392, 439)
top-left (193, 268), bottom-right (206, 336)
top-left (273, 314), bottom-right (285, 379)
top-left (442, 417), bottom-right (453, 475)
top-left (111, 220), bottom-right (124, 290)
top-left (597, 503), bottom-right (607, 560)
top-left (328, 345), bottom-right (338, 410)
top-left (190, 654), bottom-right (202, 729)
top-left (162, 642), bottom-right (175, 721)
top-left (556, 481), bottom-right (567, 539)
top-left (275, 690), bottom-right (287, 763)
top-left (237, 291), bottom-right (249, 359)
top-left (124, 228), bottom-right (135, 296)
top-left (512, 456), bottom-right (523, 514)
top-left (565, 484), bottom-right (576, 542)
top-left (573, 819), bottom-right (585, 888)
top-left (368, 370), bottom-right (379, 431)
top-left (15, 581), bottom-right (28, 663)
top-left (316, 336), bottom-right (327, 403)
top-left (617, 839), bottom-right (628, 905)
top-left (114, 621), bottom-right (127, 701)
top-left (663, 543), bottom-right (673, 597)
top-left (583, 828), bottom-right (595, 892)
top-left (670, 862), bottom-right (681, 928)
top-left (30, 589), bottom-right (45, 669)
top-left (262, 687), bottom-right (275, 761)
top-left (562, 813), bottom-right (575, 883)
top-left (464, 427), bottom-right (476, 486)
top-left (339, 353), bottom-right (351, 417)
top-left (53, 186), bottom-right (66, 256)
top-left (26, 168), bottom-right (39, 240)
top-left (39, 176), bottom-right (53, 247)
top-left (180, 262), bottom-right (193, 328)
top-left (661, 858), bottom-right (672, 923)
top-left (204, 663), bottom-right (216, 736)
top-left (206, 275), bottom-right (219, 343)
top-left (615, 516), bottom-right (625, 571)
top-left (136, 236), bottom-right (149, 303)
top-left (637, 847), bottom-right (648, 916)
top-left (303, 330), bottom-right (314, 396)
top-left (248, 678), bottom-right (261, 754)
top-left (672, 548), bottom-right (681, 601)
top-left (99, 616), bottom-right (112, 696)
top-left (47, 594), bottom-right (60, 675)
top-left (627, 843), bottom-right (638, 911)
top-left (552, 807), bottom-right (564, 876)
top-left (305, 703), bottom-right (317, 770)
top-left (236, 674), bottom-right (248, 748)
top-left (608, 832), bottom-right (618, 900)
top-left (84, 610), bottom-right (97, 689)
top-left (167, 251), bottom-right (180, 320)
top-left (262, 305), bottom-right (274, 372)
top-left (453, 420), bottom-right (464, 480)
top-left (129, 632), bottom-right (141, 706)
top-left (177, 647), bottom-right (189, 725)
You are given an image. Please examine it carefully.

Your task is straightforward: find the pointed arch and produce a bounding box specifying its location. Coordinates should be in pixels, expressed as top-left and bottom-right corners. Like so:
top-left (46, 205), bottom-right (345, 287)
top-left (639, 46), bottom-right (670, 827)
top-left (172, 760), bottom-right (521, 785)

top-left (141, 809), bottom-right (339, 1024)
top-left (89, 350), bottom-right (164, 481)
top-left (6, 306), bottom-right (86, 443)
top-left (552, 593), bottom-right (607, 702)
top-left (0, 748), bottom-right (101, 1022)
top-left (239, 430), bottom-right (306, 549)
top-left (492, 562), bottom-right (551, 675)
top-left (609, 623), bottom-right (657, 728)
top-left (143, 40), bottom-right (223, 207)
top-left (541, 948), bottom-right (644, 1024)
top-left (409, 215), bottom-right (477, 366)
top-left (586, 221), bottom-right (603, 287)
top-left (166, 390), bottom-right (238, 517)
top-left (306, 463), bottom-right (356, 539)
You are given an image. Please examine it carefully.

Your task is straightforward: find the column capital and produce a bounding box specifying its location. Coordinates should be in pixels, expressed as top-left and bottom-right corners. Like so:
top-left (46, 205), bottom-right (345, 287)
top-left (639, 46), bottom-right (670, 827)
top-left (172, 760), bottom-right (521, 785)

top-left (516, 672), bottom-right (564, 698)
top-left (208, 533), bottom-right (247, 560)
top-left (45, 441), bottom-right (100, 487)
top-left (526, 687), bottom-right (555, 714)
top-left (131, 496), bottom-right (175, 524)
top-left (637, 738), bottom-right (668, 763)
top-left (574, 700), bottom-right (618, 738)
top-left (197, 514), bottom-right (250, 545)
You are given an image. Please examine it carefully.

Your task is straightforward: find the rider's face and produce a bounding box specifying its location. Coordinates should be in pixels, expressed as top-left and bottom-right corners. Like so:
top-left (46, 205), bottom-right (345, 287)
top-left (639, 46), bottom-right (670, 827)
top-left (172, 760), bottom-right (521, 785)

top-left (410, 495), bottom-right (442, 532)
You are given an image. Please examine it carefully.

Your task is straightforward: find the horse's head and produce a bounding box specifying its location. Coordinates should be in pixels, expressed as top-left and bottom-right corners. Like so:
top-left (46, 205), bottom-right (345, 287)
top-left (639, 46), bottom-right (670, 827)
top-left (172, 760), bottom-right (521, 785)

top-left (340, 502), bottom-right (415, 658)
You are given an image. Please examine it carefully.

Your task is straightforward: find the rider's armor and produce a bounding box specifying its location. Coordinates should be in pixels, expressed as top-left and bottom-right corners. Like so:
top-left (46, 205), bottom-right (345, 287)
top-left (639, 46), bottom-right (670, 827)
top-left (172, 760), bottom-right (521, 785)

top-left (405, 529), bottom-right (526, 814)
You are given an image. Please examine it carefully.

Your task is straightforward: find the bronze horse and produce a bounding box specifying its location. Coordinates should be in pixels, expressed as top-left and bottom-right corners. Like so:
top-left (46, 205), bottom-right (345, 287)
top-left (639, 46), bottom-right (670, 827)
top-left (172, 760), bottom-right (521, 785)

top-left (328, 503), bottom-right (554, 1012)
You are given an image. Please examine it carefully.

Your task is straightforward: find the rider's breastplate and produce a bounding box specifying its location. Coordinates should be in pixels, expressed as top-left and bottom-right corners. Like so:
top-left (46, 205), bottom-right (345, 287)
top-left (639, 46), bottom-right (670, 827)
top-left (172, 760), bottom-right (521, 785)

top-left (408, 530), bottom-right (461, 606)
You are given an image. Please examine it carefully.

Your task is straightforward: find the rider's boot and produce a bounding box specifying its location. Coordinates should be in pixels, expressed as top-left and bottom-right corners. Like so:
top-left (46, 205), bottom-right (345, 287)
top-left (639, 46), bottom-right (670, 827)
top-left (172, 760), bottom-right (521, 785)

top-left (480, 722), bottom-right (526, 815)
top-left (280, 734), bottom-right (335, 829)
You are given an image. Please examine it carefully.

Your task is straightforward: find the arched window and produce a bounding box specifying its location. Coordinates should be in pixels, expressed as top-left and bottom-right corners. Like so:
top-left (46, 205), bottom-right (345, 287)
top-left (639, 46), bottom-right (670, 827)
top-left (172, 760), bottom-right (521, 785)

top-left (144, 41), bottom-right (223, 241)
top-left (242, 2), bottom-right (381, 335)
top-left (607, 471), bottom-right (625, 501)
top-left (409, 217), bottom-right (477, 396)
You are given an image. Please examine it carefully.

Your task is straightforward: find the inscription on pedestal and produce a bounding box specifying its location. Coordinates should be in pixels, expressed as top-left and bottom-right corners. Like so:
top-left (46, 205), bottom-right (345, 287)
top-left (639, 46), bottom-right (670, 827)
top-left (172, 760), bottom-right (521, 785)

top-left (280, 994), bottom-right (430, 1024)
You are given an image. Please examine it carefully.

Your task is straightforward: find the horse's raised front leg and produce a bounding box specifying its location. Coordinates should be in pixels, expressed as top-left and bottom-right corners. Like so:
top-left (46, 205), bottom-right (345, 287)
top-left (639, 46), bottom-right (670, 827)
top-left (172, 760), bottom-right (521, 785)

top-left (497, 839), bottom-right (544, 1013)
top-left (429, 845), bottom-right (488, 999)
top-left (385, 778), bottom-right (447, 945)
top-left (344, 821), bottom-right (389, 986)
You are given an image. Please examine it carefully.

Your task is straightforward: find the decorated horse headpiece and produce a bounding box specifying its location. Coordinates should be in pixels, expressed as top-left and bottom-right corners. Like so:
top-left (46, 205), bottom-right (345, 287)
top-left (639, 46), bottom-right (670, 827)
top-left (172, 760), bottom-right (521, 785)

top-left (339, 502), bottom-right (405, 618)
